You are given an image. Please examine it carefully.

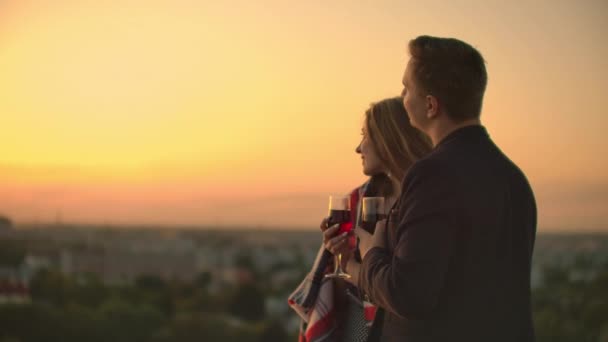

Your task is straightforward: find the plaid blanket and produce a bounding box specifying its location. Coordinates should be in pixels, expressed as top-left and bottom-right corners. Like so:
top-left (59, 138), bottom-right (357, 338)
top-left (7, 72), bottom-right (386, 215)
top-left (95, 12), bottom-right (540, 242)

top-left (288, 185), bottom-right (377, 342)
top-left (287, 244), bottom-right (377, 342)
top-left (288, 245), bottom-right (336, 341)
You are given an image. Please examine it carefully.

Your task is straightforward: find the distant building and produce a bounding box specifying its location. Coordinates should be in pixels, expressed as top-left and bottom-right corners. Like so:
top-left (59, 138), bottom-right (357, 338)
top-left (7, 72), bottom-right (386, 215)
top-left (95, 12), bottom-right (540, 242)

top-left (0, 280), bottom-right (30, 305)
top-left (0, 216), bottom-right (13, 232)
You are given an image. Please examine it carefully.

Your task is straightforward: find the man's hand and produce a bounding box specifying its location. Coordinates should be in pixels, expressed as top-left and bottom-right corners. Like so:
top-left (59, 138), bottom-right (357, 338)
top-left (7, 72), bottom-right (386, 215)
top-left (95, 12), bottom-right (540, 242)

top-left (355, 219), bottom-right (388, 259)
top-left (372, 219), bottom-right (388, 249)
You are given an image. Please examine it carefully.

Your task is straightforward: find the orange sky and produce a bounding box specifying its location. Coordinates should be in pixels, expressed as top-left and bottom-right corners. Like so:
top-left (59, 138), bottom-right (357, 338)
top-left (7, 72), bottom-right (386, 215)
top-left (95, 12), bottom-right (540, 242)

top-left (1, 0), bottom-right (607, 230)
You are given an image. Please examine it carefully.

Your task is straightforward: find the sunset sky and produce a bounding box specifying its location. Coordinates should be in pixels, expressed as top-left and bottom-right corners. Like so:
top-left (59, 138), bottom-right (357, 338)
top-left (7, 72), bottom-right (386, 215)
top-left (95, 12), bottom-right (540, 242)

top-left (1, 0), bottom-right (607, 230)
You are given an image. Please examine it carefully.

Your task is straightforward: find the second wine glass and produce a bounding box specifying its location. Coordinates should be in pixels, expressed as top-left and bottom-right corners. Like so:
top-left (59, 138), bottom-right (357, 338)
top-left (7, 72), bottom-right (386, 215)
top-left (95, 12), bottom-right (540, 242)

top-left (362, 196), bottom-right (386, 228)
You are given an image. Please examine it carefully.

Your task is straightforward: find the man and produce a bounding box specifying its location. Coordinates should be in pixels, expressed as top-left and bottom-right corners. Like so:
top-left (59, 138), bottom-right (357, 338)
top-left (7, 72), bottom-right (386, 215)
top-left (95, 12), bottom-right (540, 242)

top-left (351, 36), bottom-right (537, 341)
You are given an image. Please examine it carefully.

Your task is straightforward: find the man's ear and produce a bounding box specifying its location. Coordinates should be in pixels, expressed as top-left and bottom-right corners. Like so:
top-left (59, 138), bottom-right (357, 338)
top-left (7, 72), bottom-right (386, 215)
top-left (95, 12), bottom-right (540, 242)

top-left (426, 94), bottom-right (440, 119)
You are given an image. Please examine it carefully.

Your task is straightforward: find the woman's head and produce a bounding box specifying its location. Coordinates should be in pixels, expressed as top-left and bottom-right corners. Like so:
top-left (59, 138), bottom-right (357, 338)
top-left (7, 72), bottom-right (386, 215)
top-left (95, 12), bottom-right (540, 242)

top-left (356, 96), bottom-right (432, 181)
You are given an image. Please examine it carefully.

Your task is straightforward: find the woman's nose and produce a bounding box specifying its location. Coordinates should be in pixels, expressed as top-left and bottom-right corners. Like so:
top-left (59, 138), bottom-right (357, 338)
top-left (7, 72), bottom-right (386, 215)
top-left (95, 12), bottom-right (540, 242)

top-left (355, 142), bottom-right (362, 154)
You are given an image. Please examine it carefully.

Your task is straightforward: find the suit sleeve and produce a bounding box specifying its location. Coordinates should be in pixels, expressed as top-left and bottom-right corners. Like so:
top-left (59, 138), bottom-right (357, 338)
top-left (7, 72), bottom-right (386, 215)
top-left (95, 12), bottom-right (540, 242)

top-left (358, 160), bottom-right (459, 319)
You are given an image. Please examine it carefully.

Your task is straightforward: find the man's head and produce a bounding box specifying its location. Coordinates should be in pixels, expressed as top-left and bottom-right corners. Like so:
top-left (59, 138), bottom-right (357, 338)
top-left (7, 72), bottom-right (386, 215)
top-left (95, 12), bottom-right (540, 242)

top-left (401, 36), bottom-right (487, 137)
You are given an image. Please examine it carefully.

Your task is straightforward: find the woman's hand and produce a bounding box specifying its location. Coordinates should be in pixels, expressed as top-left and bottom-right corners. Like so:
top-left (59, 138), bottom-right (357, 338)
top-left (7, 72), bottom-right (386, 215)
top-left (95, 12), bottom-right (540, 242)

top-left (321, 217), bottom-right (354, 266)
top-left (323, 225), bottom-right (351, 256)
top-left (319, 217), bottom-right (331, 231)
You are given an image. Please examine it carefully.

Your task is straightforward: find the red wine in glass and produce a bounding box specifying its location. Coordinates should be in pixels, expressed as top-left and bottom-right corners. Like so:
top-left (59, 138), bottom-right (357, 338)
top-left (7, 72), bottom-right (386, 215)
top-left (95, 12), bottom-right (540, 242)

top-left (328, 209), bottom-right (350, 226)
top-left (362, 197), bottom-right (386, 232)
top-left (364, 212), bottom-right (387, 222)
top-left (325, 195), bottom-right (352, 279)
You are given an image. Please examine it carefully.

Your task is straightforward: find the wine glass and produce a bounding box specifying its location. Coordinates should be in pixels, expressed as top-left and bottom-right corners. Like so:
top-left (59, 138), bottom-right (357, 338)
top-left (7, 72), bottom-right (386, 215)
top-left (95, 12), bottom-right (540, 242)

top-left (362, 197), bottom-right (386, 228)
top-left (325, 195), bottom-right (352, 279)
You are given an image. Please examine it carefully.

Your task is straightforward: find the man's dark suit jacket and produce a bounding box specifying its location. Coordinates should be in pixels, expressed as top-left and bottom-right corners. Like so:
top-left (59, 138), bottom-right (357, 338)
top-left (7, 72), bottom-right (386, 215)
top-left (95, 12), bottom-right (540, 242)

top-left (359, 125), bottom-right (537, 341)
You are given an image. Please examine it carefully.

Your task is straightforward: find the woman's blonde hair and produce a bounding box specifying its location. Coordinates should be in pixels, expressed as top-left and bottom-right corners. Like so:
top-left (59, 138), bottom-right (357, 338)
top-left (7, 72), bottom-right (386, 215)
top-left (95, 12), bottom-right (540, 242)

top-left (365, 96), bottom-right (432, 181)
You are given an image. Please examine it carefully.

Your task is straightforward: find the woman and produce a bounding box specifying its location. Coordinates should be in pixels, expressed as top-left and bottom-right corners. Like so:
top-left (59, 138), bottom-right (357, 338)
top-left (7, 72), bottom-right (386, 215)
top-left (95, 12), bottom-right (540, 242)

top-left (288, 96), bottom-right (431, 342)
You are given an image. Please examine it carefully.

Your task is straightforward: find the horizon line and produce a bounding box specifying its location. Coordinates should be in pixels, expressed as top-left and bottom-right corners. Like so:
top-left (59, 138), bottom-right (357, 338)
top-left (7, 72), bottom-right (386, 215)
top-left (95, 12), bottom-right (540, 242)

top-left (9, 222), bottom-right (608, 234)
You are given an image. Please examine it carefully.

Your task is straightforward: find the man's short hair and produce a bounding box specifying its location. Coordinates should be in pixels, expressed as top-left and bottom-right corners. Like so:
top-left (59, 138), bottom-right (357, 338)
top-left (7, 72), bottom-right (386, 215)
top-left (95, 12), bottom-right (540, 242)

top-left (408, 36), bottom-right (488, 121)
